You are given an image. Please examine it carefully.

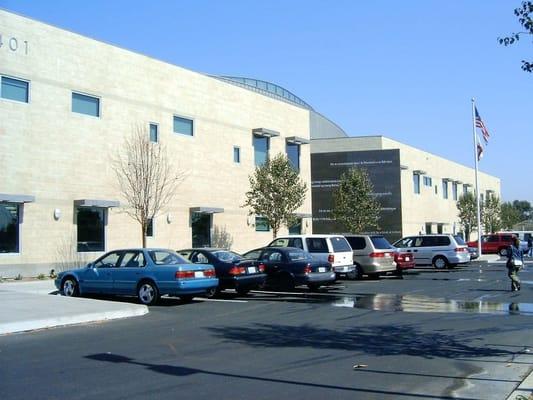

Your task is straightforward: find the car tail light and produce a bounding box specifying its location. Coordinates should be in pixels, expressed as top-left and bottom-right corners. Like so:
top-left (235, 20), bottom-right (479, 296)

top-left (328, 254), bottom-right (334, 263)
top-left (455, 247), bottom-right (468, 253)
top-left (303, 263), bottom-right (312, 274)
top-left (203, 269), bottom-right (216, 278)
top-left (369, 252), bottom-right (385, 258)
top-left (258, 263), bottom-right (265, 273)
top-left (175, 270), bottom-right (195, 279)
top-left (228, 266), bottom-right (246, 275)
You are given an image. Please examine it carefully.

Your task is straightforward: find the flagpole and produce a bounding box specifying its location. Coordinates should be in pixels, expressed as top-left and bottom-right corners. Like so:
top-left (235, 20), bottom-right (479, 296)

top-left (471, 98), bottom-right (482, 256)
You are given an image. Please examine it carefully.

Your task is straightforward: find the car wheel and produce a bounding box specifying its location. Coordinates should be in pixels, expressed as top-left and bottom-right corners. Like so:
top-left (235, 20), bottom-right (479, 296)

top-left (347, 264), bottom-right (364, 280)
top-left (137, 281), bottom-right (159, 305)
top-left (61, 277), bottom-right (79, 297)
top-left (307, 283), bottom-right (321, 291)
top-left (395, 270), bottom-right (404, 279)
top-left (498, 248), bottom-right (508, 257)
top-left (236, 287), bottom-right (250, 296)
top-left (432, 256), bottom-right (448, 270)
top-left (205, 287), bottom-right (220, 299)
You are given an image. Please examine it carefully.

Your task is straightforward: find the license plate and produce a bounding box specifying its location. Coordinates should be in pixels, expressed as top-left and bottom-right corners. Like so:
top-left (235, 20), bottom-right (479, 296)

top-left (194, 271), bottom-right (203, 278)
top-left (318, 267), bottom-right (326, 272)
top-left (248, 267), bottom-right (257, 274)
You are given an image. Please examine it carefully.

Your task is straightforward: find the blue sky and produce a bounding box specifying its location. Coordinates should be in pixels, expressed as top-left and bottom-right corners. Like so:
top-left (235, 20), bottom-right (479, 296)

top-left (2, 0), bottom-right (532, 201)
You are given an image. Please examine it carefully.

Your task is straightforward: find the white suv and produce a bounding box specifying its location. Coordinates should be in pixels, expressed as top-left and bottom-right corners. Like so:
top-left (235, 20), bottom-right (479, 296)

top-left (392, 234), bottom-right (469, 269)
top-left (267, 234), bottom-right (355, 278)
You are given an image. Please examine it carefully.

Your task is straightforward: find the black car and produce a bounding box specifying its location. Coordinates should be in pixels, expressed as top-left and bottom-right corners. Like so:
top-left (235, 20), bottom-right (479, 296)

top-left (177, 248), bottom-right (266, 296)
top-left (242, 247), bottom-right (336, 291)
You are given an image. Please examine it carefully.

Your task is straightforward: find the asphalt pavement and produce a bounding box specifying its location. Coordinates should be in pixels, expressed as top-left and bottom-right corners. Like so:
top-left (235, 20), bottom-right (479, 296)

top-left (1, 256), bottom-right (532, 399)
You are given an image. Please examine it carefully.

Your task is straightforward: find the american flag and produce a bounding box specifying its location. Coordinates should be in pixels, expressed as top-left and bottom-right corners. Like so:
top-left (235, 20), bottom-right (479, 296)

top-left (475, 107), bottom-right (490, 144)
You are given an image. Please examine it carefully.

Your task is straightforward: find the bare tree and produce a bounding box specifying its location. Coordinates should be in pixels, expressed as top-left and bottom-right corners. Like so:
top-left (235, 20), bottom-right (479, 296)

top-left (112, 125), bottom-right (185, 247)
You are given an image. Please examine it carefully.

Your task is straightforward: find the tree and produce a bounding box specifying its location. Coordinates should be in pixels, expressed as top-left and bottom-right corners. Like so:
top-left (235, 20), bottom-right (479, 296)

top-left (512, 199), bottom-right (532, 220)
top-left (482, 196), bottom-right (502, 233)
top-left (457, 192), bottom-right (479, 241)
top-left (331, 167), bottom-right (380, 233)
top-left (243, 153), bottom-right (307, 238)
top-left (112, 126), bottom-right (185, 247)
top-left (501, 202), bottom-right (522, 229)
top-left (498, 1), bottom-right (533, 72)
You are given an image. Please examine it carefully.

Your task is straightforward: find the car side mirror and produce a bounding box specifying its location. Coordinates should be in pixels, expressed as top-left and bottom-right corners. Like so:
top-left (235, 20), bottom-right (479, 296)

top-left (86, 262), bottom-right (94, 269)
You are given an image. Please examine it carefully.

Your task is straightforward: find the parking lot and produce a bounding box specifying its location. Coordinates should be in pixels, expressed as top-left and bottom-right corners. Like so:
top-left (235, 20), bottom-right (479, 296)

top-left (1, 262), bottom-right (533, 400)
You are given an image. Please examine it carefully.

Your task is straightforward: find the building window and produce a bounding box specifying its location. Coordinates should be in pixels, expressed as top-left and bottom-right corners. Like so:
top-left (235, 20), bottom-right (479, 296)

top-left (173, 115), bottom-right (193, 136)
top-left (146, 218), bottom-right (154, 237)
top-left (289, 218), bottom-right (302, 235)
top-left (233, 146), bottom-right (240, 163)
top-left (452, 182), bottom-right (458, 200)
top-left (463, 185), bottom-right (468, 196)
top-left (442, 180), bottom-right (448, 199)
top-left (254, 135), bottom-right (269, 166)
top-left (425, 222), bottom-right (432, 234)
top-left (149, 123), bottom-right (158, 143)
top-left (1, 76), bottom-right (29, 103)
top-left (0, 203), bottom-right (20, 253)
top-left (413, 173), bottom-right (420, 194)
top-left (255, 216), bottom-right (270, 232)
top-left (286, 143), bottom-right (300, 172)
top-left (76, 207), bottom-right (105, 252)
top-left (423, 176), bottom-right (432, 187)
top-left (72, 92), bottom-right (100, 117)
top-left (437, 223), bottom-right (444, 234)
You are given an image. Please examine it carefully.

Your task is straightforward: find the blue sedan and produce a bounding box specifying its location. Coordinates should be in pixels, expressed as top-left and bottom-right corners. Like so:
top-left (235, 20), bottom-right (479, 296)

top-left (54, 248), bottom-right (218, 305)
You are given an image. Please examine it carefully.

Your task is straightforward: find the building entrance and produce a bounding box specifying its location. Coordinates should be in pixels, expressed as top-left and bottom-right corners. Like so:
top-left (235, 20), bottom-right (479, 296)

top-left (192, 212), bottom-right (211, 248)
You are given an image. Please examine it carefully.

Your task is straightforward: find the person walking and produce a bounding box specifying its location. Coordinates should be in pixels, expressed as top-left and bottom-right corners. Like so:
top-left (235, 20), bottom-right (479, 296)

top-left (506, 237), bottom-right (523, 292)
top-left (528, 236), bottom-right (532, 257)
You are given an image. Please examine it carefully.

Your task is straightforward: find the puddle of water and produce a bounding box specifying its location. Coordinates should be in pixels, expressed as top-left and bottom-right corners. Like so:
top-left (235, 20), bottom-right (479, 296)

top-left (331, 293), bottom-right (533, 315)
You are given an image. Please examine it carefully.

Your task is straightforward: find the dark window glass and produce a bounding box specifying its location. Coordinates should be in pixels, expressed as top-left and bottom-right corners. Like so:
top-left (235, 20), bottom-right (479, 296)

top-left (255, 216), bottom-right (270, 231)
top-left (288, 237), bottom-right (304, 249)
top-left (413, 173), bottom-right (420, 194)
top-left (1, 76), bottom-right (29, 103)
top-left (286, 143), bottom-right (300, 171)
top-left (233, 146), bottom-right (240, 163)
top-left (253, 135), bottom-right (269, 166)
top-left (146, 218), bottom-right (153, 237)
top-left (94, 252), bottom-right (121, 268)
top-left (173, 116), bottom-right (193, 136)
top-left (436, 236), bottom-right (451, 246)
top-left (269, 238), bottom-right (289, 247)
top-left (72, 92), bottom-right (100, 117)
top-left (149, 123), bottom-right (158, 143)
top-left (243, 249), bottom-right (262, 260)
top-left (0, 203), bottom-right (19, 253)
top-left (149, 250), bottom-right (189, 264)
top-left (420, 237), bottom-right (437, 247)
top-left (119, 251), bottom-right (146, 268)
top-left (442, 180), bottom-right (448, 199)
top-left (346, 236), bottom-right (366, 250)
top-left (452, 183), bottom-right (458, 200)
top-left (454, 235), bottom-right (466, 245)
top-left (330, 237), bottom-right (351, 252)
top-left (437, 223), bottom-right (444, 234)
top-left (425, 223), bottom-right (432, 234)
top-left (306, 238), bottom-right (328, 253)
top-left (77, 207), bottom-right (105, 252)
top-left (289, 218), bottom-right (301, 234)
top-left (370, 236), bottom-right (393, 250)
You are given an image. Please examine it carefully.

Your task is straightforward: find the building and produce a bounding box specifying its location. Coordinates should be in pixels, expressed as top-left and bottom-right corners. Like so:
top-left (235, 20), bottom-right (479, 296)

top-left (311, 136), bottom-right (501, 242)
top-left (1, 10), bottom-right (345, 277)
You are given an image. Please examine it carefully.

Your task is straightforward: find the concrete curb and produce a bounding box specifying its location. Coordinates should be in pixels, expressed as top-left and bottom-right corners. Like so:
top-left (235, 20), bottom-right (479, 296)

top-left (0, 281), bottom-right (149, 335)
top-left (506, 367), bottom-right (533, 400)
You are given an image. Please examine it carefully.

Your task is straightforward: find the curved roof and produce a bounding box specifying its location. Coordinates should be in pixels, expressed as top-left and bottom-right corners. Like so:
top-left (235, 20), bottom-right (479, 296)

top-left (215, 76), bottom-right (314, 110)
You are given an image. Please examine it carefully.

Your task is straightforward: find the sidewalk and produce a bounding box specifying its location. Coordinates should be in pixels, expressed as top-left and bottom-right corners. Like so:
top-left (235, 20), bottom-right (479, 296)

top-left (0, 280), bottom-right (148, 335)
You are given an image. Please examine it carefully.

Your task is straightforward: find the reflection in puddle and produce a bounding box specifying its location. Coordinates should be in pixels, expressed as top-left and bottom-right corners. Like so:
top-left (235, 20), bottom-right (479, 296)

top-left (332, 293), bottom-right (533, 315)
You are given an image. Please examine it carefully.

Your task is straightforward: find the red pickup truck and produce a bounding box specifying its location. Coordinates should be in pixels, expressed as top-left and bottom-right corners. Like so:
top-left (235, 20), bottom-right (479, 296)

top-left (467, 233), bottom-right (515, 256)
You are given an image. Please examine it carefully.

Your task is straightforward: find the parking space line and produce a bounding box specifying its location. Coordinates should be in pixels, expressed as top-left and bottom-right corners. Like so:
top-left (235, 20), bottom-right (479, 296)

top-left (194, 298), bottom-right (248, 303)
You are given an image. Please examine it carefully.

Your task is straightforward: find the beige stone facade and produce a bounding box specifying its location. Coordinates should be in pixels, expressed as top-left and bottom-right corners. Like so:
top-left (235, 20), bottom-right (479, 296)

top-left (0, 11), bottom-right (314, 277)
top-left (311, 136), bottom-right (501, 238)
